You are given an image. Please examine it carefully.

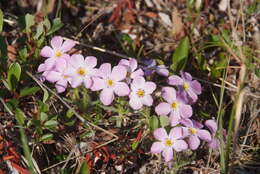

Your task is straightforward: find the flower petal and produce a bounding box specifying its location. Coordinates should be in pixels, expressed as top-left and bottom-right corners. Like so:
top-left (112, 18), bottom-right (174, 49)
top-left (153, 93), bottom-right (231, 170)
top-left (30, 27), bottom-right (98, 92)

top-left (150, 142), bottom-right (165, 154)
top-left (189, 135), bottom-right (200, 150)
top-left (71, 77), bottom-right (83, 88)
top-left (60, 39), bottom-right (76, 52)
top-left (130, 69), bottom-right (144, 79)
top-left (141, 95), bottom-right (153, 106)
top-left (131, 76), bottom-right (145, 91)
top-left (40, 46), bottom-right (54, 58)
top-left (208, 138), bottom-right (220, 150)
top-left (144, 82), bottom-right (156, 94)
top-left (190, 80), bottom-right (202, 95)
top-left (85, 56), bottom-right (97, 68)
top-left (54, 58), bottom-right (67, 72)
top-left (51, 36), bottom-right (63, 49)
top-left (205, 120), bottom-right (218, 133)
top-left (129, 58), bottom-right (138, 71)
top-left (46, 71), bottom-right (61, 83)
top-left (100, 88), bottom-right (114, 105)
top-left (55, 79), bottom-right (68, 93)
top-left (180, 71), bottom-right (192, 81)
top-left (168, 75), bottom-right (183, 86)
top-left (173, 140), bottom-right (188, 152)
top-left (114, 82), bottom-right (130, 96)
top-left (44, 58), bottom-right (56, 71)
top-left (111, 65), bottom-right (127, 81)
top-left (129, 96), bottom-right (142, 110)
top-left (83, 77), bottom-right (93, 88)
top-left (180, 118), bottom-right (193, 127)
top-left (69, 54), bottom-right (85, 69)
top-left (197, 129), bottom-right (212, 142)
top-left (162, 87), bottom-right (176, 103)
top-left (179, 104), bottom-right (192, 118)
top-left (98, 63), bottom-right (111, 78)
top-left (91, 77), bottom-right (106, 91)
top-left (169, 109), bottom-right (181, 126)
top-left (153, 128), bottom-right (168, 141)
top-left (162, 147), bottom-right (173, 162)
top-left (38, 63), bottom-right (45, 72)
top-left (156, 65), bottom-right (169, 77)
top-left (155, 102), bottom-right (171, 116)
top-left (186, 89), bottom-right (198, 103)
top-left (169, 127), bottom-right (183, 140)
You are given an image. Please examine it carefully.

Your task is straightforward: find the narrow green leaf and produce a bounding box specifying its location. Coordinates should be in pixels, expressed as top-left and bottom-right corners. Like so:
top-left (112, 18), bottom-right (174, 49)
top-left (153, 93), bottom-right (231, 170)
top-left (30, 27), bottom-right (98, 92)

top-left (0, 9), bottom-right (3, 33)
top-left (43, 18), bottom-right (51, 31)
top-left (20, 87), bottom-right (40, 97)
top-left (34, 23), bottom-right (44, 39)
top-left (149, 115), bottom-right (159, 131)
top-left (131, 141), bottom-right (139, 150)
top-left (43, 88), bottom-right (49, 103)
top-left (15, 108), bottom-right (25, 125)
top-left (7, 63), bottom-right (21, 91)
top-left (39, 133), bottom-right (53, 142)
top-left (40, 112), bottom-right (48, 122)
top-left (79, 161), bottom-right (90, 174)
top-left (44, 120), bottom-right (58, 128)
top-left (170, 37), bottom-right (190, 72)
top-left (46, 18), bottom-right (64, 35)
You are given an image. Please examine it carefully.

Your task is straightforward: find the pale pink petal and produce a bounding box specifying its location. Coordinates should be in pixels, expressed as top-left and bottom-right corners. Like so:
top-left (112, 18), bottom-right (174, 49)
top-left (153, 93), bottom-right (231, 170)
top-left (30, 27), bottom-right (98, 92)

top-left (173, 140), bottom-right (188, 152)
top-left (129, 58), bottom-right (138, 71)
top-left (208, 138), bottom-right (220, 150)
top-left (46, 71), bottom-right (62, 83)
top-left (111, 65), bottom-right (127, 81)
top-left (205, 120), bottom-right (218, 133)
top-left (38, 63), bottom-right (45, 72)
top-left (169, 111), bottom-right (181, 127)
top-left (60, 39), bottom-right (76, 52)
top-left (63, 67), bottom-right (76, 77)
top-left (71, 77), bottom-right (83, 88)
top-left (186, 89), bottom-right (198, 103)
top-left (190, 80), bottom-right (202, 95)
top-left (100, 88), bottom-right (114, 105)
top-left (180, 118), bottom-right (193, 127)
top-left (114, 82), bottom-right (130, 96)
top-left (153, 128), bottom-right (168, 141)
top-left (179, 104), bottom-right (192, 118)
top-left (156, 65), bottom-right (169, 77)
top-left (55, 79), bottom-right (68, 93)
top-left (98, 63), bottom-right (111, 78)
top-left (144, 82), bottom-right (156, 94)
top-left (150, 142), bottom-right (165, 154)
top-left (91, 77), bottom-right (106, 91)
top-left (141, 95), bottom-right (153, 106)
top-left (131, 76), bottom-right (145, 91)
top-left (85, 56), bottom-right (97, 68)
top-left (192, 120), bottom-right (203, 129)
top-left (44, 58), bottom-right (56, 71)
top-left (83, 77), bottom-right (93, 88)
top-left (197, 129), bottom-right (212, 142)
top-left (155, 102), bottom-right (171, 116)
top-left (69, 54), bottom-right (84, 68)
top-left (169, 127), bottom-right (183, 140)
top-left (162, 147), bottom-right (173, 162)
top-left (130, 69), bottom-right (144, 79)
top-left (180, 71), bottom-right (192, 81)
top-left (54, 58), bottom-right (67, 72)
top-left (40, 46), bottom-right (54, 58)
top-left (59, 54), bottom-right (70, 60)
top-left (51, 36), bottom-right (63, 49)
top-left (168, 75), bottom-right (183, 86)
top-left (189, 135), bottom-right (200, 150)
top-left (119, 59), bottom-right (130, 67)
top-left (162, 87), bottom-right (176, 103)
top-left (129, 96), bottom-right (143, 110)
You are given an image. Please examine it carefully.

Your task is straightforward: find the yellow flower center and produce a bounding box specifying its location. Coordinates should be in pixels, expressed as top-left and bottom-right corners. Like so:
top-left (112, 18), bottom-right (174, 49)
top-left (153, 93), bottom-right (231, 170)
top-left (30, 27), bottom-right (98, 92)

top-left (171, 102), bottom-right (179, 109)
top-left (63, 75), bottom-right (69, 79)
top-left (183, 82), bottom-right (190, 90)
top-left (107, 79), bottom-right (114, 86)
top-left (77, 68), bottom-right (86, 76)
top-left (165, 138), bottom-right (173, 147)
top-left (136, 89), bottom-right (145, 97)
top-left (189, 128), bottom-right (197, 135)
top-left (55, 51), bottom-right (62, 57)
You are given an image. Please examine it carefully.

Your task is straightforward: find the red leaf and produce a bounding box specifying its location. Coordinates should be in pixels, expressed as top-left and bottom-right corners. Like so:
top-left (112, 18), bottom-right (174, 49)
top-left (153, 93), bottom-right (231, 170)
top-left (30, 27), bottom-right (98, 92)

top-left (11, 162), bottom-right (30, 174)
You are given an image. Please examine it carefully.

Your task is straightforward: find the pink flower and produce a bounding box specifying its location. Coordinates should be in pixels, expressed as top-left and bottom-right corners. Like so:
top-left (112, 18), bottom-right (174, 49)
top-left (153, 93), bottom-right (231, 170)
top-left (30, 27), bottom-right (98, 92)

top-left (129, 76), bottom-right (156, 110)
top-left (91, 63), bottom-right (130, 105)
top-left (151, 127), bottom-right (188, 162)
top-left (181, 119), bottom-right (211, 150)
top-left (40, 36), bottom-right (75, 71)
top-left (45, 59), bottom-right (71, 93)
top-left (155, 87), bottom-right (192, 126)
top-left (168, 72), bottom-right (201, 103)
top-left (118, 58), bottom-right (144, 83)
top-left (141, 59), bottom-right (169, 77)
top-left (205, 119), bottom-right (225, 150)
top-left (64, 54), bottom-right (98, 88)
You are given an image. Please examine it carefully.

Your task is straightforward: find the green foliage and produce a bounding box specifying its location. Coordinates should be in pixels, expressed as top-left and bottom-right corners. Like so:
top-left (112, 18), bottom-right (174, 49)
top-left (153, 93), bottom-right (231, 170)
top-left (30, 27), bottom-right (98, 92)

top-left (170, 37), bottom-right (190, 72)
top-left (0, 9), bottom-right (3, 33)
top-left (79, 161), bottom-right (90, 174)
top-left (46, 18), bottom-right (64, 35)
top-left (149, 115), bottom-right (159, 131)
top-left (7, 63), bottom-right (21, 91)
top-left (20, 86), bottom-right (40, 97)
top-left (15, 108), bottom-right (26, 125)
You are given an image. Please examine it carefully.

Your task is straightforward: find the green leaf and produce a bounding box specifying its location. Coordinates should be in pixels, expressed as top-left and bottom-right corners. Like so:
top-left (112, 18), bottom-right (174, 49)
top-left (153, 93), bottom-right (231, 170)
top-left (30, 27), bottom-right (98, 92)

top-left (0, 9), bottom-right (3, 33)
top-left (79, 161), bottom-right (90, 174)
top-left (43, 88), bottom-right (49, 103)
top-left (39, 133), bottom-right (53, 142)
top-left (15, 108), bottom-right (25, 125)
top-left (46, 18), bottom-right (64, 36)
top-left (149, 115), bottom-right (159, 131)
top-left (159, 115), bottom-right (170, 127)
top-left (34, 23), bottom-right (44, 39)
top-left (66, 109), bottom-right (74, 118)
top-left (43, 18), bottom-right (51, 31)
top-left (40, 112), bottom-right (48, 122)
top-left (44, 120), bottom-right (58, 129)
top-left (20, 14), bottom-right (35, 33)
top-left (131, 141), bottom-right (139, 150)
top-left (7, 63), bottom-right (21, 91)
top-left (18, 47), bottom-right (28, 60)
top-left (170, 37), bottom-right (190, 72)
top-left (20, 87), bottom-right (40, 97)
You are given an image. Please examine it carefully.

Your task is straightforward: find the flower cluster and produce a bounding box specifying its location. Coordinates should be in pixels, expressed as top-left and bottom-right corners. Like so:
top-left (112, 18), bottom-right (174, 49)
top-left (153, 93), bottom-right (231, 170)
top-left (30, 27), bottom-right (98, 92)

top-left (38, 36), bottom-right (223, 163)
